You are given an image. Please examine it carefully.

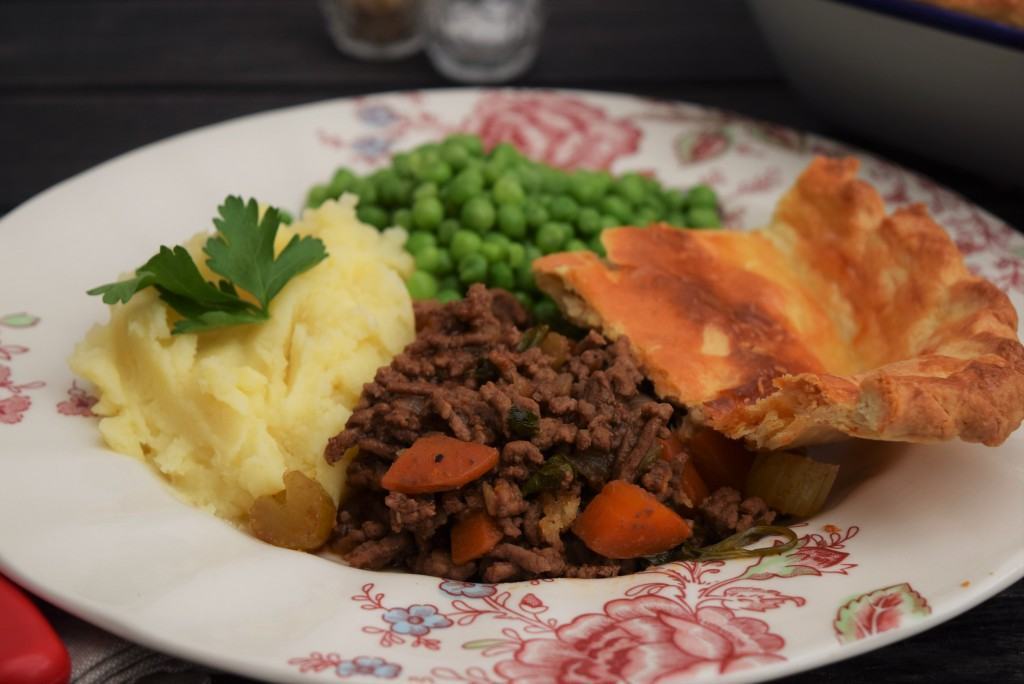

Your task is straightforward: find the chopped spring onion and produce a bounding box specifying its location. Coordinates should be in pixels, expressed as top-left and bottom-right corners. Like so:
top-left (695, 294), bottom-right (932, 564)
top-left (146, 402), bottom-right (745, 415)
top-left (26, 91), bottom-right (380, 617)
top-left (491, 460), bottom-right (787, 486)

top-left (506, 405), bottom-right (539, 438)
top-left (522, 454), bottom-right (574, 496)
top-left (687, 525), bottom-right (798, 561)
top-left (516, 324), bottom-right (549, 351)
top-left (646, 525), bottom-right (798, 565)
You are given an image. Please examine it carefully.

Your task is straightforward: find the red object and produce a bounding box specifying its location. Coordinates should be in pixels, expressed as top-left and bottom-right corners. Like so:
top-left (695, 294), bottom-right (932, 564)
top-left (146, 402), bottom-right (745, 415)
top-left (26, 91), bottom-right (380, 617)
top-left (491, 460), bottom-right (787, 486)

top-left (0, 575), bottom-right (70, 684)
top-left (572, 480), bottom-right (692, 559)
top-left (381, 434), bottom-right (499, 494)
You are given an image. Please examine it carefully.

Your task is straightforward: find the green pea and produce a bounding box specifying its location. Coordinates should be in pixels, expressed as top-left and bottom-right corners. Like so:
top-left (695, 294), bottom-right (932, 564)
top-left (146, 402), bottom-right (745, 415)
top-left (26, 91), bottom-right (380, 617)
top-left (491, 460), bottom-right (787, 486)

top-left (565, 238), bottom-right (588, 252)
top-left (686, 184), bottom-right (718, 209)
top-left (447, 168), bottom-right (485, 206)
top-left (413, 182), bottom-right (439, 200)
top-left (517, 261), bottom-right (537, 292)
top-left (411, 197), bottom-right (444, 231)
top-left (524, 201), bottom-right (549, 229)
top-left (439, 274), bottom-right (460, 292)
top-left (687, 206), bottom-right (721, 228)
top-left (406, 270), bottom-right (438, 300)
top-left (415, 245), bottom-right (444, 273)
top-left (356, 204), bottom-right (389, 229)
top-left (497, 204), bottom-right (527, 239)
top-left (589, 234), bottom-right (607, 257)
top-left (392, 208), bottom-right (413, 230)
top-left (642, 195), bottom-right (666, 216)
top-left (569, 171), bottom-right (610, 206)
top-left (484, 233), bottom-right (510, 253)
top-left (533, 298), bottom-right (559, 324)
top-left (483, 158), bottom-right (509, 185)
top-left (600, 214), bottom-right (620, 229)
top-left (542, 168), bottom-right (570, 194)
top-left (328, 167), bottom-right (356, 197)
top-left (453, 134), bottom-right (484, 156)
top-left (664, 188), bottom-right (686, 210)
top-left (437, 219), bottom-right (459, 246)
top-left (524, 244), bottom-right (542, 263)
top-left (458, 253), bottom-right (489, 284)
top-left (405, 231), bottom-right (436, 254)
top-left (480, 242), bottom-right (505, 263)
top-left (461, 196), bottom-right (496, 233)
top-left (634, 208), bottom-right (659, 226)
top-left (490, 142), bottom-right (521, 165)
top-left (549, 196), bottom-right (579, 223)
top-left (306, 184), bottom-right (330, 209)
top-left (436, 250), bottom-right (454, 275)
top-left (600, 195), bottom-right (632, 223)
top-left (450, 230), bottom-right (483, 261)
top-left (515, 163), bottom-right (543, 193)
top-left (506, 242), bottom-right (526, 268)
top-left (418, 161), bottom-right (453, 185)
top-left (514, 291), bottom-right (534, 313)
top-left (376, 171), bottom-right (408, 207)
top-left (441, 141), bottom-right (472, 170)
top-left (392, 152), bottom-right (413, 178)
top-left (493, 174), bottom-right (526, 205)
top-left (417, 142), bottom-right (441, 158)
top-left (489, 262), bottom-right (516, 290)
top-left (350, 178), bottom-right (378, 206)
top-left (615, 173), bottom-right (649, 205)
top-left (437, 289), bottom-right (462, 304)
top-left (536, 222), bottom-right (568, 254)
top-left (577, 207), bottom-right (602, 237)
top-left (666, 211), bottom-right (687, 227)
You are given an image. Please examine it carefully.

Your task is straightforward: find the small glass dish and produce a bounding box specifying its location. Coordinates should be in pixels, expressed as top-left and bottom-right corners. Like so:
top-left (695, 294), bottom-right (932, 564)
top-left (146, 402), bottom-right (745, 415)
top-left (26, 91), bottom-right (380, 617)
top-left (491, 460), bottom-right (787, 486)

top-left (424, 0), bottom-right (544, 83)
top-left (320, 0), bottom-right (424, 61)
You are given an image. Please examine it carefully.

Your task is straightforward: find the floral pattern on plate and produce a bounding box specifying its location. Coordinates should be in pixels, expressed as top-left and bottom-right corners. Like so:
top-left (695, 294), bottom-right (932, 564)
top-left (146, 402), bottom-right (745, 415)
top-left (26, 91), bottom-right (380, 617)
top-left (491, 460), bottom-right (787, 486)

top-left (291, 526), bottom-right (867, 682)
top-left (0, 312), bottom-right (43, 424)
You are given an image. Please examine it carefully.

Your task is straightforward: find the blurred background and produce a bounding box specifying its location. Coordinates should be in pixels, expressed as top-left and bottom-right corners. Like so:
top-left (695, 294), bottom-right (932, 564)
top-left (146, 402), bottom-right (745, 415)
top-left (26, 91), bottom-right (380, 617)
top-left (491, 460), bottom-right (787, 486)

top-left (1, 0), bottom-right (1021, 682)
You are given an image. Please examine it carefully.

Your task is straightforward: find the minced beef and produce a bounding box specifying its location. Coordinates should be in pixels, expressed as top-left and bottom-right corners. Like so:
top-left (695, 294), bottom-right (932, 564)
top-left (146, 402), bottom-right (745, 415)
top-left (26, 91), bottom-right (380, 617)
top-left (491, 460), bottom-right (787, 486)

top-left (326, 285), bottom-right (778, 581)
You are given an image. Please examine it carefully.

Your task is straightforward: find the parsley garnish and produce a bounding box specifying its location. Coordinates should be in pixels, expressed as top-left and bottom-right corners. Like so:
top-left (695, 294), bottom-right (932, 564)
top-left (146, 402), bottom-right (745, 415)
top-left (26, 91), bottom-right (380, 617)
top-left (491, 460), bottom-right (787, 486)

top-left (88, 196), bottom-right (327, 334)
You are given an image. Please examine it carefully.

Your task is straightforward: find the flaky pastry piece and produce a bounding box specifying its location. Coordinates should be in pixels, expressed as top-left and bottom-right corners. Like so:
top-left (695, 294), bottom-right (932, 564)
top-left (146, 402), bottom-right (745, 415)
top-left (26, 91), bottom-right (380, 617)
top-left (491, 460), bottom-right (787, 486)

top-left (534, 157), bottom-right (1024, 449)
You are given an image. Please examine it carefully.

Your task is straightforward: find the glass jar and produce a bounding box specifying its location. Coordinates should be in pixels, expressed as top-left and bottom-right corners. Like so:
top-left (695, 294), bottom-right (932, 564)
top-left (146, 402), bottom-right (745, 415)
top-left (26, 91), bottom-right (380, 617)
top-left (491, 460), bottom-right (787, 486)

top-left (320, 0), bottom-right (424, 61)
top-left (424, 0), bottom-right (544, 83)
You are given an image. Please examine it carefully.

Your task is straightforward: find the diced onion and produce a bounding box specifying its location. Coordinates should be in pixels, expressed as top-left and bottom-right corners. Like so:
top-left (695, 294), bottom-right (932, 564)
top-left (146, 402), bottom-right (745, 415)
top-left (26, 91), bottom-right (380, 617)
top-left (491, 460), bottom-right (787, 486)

top-left (745, 451), bottom-right (838, 517)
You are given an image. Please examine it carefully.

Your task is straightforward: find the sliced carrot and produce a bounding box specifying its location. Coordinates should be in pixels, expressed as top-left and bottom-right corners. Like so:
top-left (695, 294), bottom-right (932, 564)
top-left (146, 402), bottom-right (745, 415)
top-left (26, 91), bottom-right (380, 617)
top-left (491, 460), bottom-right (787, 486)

top-left (680, 460), bottom-right (710, 510)
top-left (381, 434), bottom-right (499, 494)
top-left (451, 510), bottom-right (504, 565)
top-left (572, 480), bottom-right (691, 559)
top-left (659, 433), bottom-right (685, 461)
top-left (683, 426), bottom-right (755, 492)
top-left (659, 435), bottom-right (710, 510)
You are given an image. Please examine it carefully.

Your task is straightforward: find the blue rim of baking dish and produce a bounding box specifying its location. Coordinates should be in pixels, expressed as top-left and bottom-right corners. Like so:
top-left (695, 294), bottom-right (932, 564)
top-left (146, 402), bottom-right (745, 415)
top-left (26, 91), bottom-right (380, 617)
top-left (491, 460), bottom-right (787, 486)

top-left (831, 0), bottom-right (1024, 50)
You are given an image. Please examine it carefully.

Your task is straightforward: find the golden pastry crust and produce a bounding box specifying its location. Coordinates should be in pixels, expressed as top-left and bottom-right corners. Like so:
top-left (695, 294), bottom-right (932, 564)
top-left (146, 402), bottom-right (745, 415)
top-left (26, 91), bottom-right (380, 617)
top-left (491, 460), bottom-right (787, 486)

top-left (534, 157), bottom-right (1024, 448)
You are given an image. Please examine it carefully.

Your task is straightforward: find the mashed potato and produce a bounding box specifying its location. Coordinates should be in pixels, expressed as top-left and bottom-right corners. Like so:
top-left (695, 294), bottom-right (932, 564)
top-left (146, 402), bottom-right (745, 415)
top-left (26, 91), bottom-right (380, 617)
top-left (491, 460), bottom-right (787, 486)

top-left (70, 196), bottom-right (414, 522)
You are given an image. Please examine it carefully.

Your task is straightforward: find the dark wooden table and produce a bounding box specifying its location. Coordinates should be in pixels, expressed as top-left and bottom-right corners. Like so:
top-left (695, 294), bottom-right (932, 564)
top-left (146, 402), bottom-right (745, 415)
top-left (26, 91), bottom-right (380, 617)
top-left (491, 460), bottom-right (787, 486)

top-left (2, 1), bottom-right (1021, 682)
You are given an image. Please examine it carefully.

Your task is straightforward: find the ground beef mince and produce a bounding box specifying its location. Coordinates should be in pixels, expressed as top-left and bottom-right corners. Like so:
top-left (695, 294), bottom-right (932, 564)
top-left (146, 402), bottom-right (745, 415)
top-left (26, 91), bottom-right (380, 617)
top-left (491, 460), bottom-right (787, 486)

top-left (326, 285), bottom-right (780, 581)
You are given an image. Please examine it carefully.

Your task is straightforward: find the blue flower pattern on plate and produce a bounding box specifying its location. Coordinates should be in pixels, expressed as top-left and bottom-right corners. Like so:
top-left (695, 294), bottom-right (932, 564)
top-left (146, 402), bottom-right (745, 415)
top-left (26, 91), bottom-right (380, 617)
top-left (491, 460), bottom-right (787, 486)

top-left (358, 105), bottom-right (399, 127)
top-left (335, 655), bottom-right (400, 679)
top-left (382, 604), bottom-right (453, 636)
top-left (352, 136), bottom-right (392, 158)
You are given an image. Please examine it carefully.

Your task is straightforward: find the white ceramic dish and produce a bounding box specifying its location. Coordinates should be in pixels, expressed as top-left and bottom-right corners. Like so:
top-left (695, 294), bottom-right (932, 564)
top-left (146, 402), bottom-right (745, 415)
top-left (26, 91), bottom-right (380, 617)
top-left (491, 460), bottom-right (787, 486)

top-left (1, 89), bottom-right (1023, 683)
top-left (748, 0), bottom-right (1024, 184)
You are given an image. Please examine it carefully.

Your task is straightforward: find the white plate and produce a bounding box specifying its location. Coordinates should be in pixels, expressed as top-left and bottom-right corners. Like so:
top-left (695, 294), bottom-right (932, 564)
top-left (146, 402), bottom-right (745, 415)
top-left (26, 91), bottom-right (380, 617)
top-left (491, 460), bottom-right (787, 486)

top-left (1, 88), bottom-right (1022, 684)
